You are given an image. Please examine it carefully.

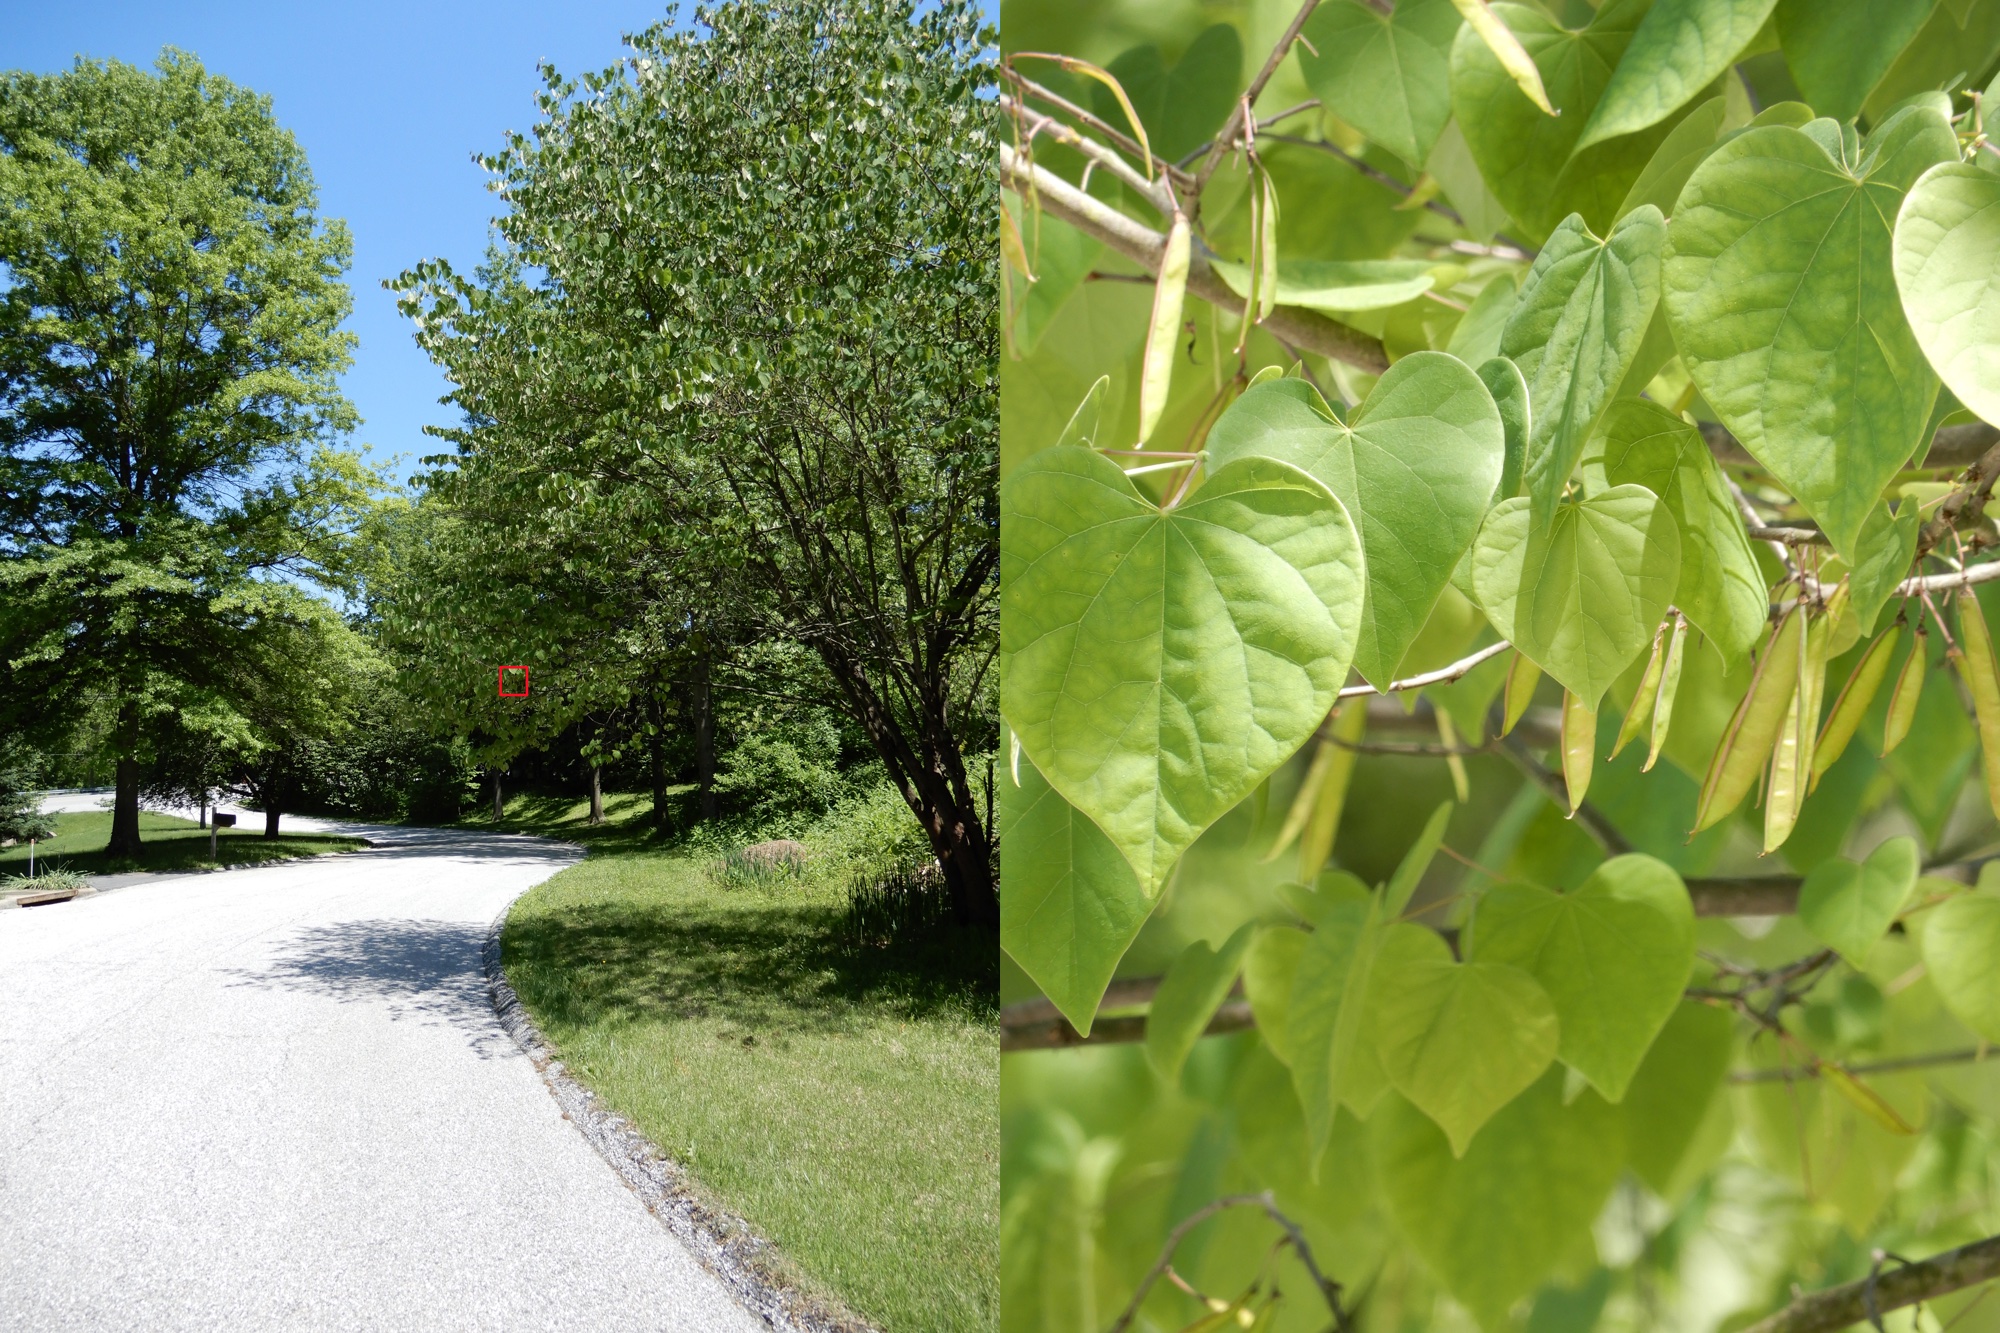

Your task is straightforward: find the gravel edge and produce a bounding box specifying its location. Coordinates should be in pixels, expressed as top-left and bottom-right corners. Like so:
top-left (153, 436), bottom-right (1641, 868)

top-left (481, 908), bottom-right (879, 1333)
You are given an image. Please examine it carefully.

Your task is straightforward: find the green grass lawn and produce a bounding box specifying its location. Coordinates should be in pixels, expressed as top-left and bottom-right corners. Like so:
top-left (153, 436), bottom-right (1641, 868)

top-left (494, 793), bottom-right (997, 1333)
top-left (0, 809), bottom-right (364, 878)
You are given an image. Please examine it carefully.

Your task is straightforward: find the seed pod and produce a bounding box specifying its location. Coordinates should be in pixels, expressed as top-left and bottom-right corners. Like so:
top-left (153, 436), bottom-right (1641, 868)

top-left (1820, 1063), bottom-right (1916, 1135)
top-left (1264, 730), bottom-right (1338, 863)
top-left (1257, 169), bottom-right (1279, 323)
top-left (1137, 210), bottom-right (1190, 444)
top-left (1882, 624), bottom-right (1928, 756)
top-left (1793, 606), bottom-right (1835, 794)
top-left (1436, 707), bottom-right (1470, 803)
top-left (1299, 699), bottom-right (1368, 880)
top-left (1501, 650), bottom-right (1542, 737)
top-left (1612, 619), bottom-right (1669, 760)
top-left (1695, 608), bottom-right (1804, 834)
top-left (1764, 613), bottom-right (1827, 854)
top-left (1561, 689), bottom-right (1596, 814)
top-left (1644, 613), bottom-right (1688, 773)
top-left (1955, 591), bottom-right (2000, 820)
top-left (1813, 625), bottom-right (1901, 788)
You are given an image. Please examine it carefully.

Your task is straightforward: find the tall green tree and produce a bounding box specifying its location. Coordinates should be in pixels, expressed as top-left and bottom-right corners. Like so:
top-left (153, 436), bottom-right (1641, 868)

top-left (394, 0), bottom-right (999, 921)
top-left (0, 50), bottom-right (370, 856)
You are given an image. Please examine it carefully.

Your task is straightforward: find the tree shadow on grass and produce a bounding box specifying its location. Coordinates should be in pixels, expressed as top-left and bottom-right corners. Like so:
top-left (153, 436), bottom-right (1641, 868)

top-left (502, 898), bottom-right (998, 1043)
top-left (221, 918), bottom-right (516, 1058)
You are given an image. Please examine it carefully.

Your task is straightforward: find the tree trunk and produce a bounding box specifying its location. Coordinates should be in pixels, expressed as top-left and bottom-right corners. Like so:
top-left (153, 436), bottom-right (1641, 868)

top-left (199, 797), bottom-right (208, 830)
top-left (264, 806), bottom-right (281, 839)
top-left (694, 641), bottom-right (717, 821)
top-left (818, 649), bottom-right (998, 929)
top-left (589, 764), bottom-right (605, 825)
top-left (492, 771), bottom-right (504, 822)
top-left (109, 755), bottom-right (143, 859)
top-left (648, 690), bottom-right (670, 836)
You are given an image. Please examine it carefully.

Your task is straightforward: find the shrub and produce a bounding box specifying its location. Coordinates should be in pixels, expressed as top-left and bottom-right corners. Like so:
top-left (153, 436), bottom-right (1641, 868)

top-left (840, 857), bottom-right (958, 948)
top-left (2, 866), bottom-right (89, 894)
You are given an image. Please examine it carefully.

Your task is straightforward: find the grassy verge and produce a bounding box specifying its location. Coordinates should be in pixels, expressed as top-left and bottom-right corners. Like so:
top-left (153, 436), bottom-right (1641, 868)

top-left (0, 810), bottom-right (364, 878)
top-left (492, 792), bottom-right (997, 1333)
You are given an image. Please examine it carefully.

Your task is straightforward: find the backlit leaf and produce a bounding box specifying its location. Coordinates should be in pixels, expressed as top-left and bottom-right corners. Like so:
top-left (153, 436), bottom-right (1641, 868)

top-left (1663, 104), bottom-right (1958, 556)
top-left (1894, 163), bottom-right (2000, 429)
top-left (1001, 448), bottom-right (1366, 895)
top-left (1205, 355), bottom-right (1503, 688)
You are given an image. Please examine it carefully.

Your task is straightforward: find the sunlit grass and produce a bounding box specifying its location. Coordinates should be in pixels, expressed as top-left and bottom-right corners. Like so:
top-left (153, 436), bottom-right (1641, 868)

top-left (497, 792), bottom-right (997, 1333)
top-left (0, 809), bottom-right (363, 877)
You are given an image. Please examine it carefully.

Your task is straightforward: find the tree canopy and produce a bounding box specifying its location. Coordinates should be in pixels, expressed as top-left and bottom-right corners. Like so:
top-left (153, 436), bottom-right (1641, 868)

top-left (0, 50), bottom-right (378, 855)
top-left (387, 0), bottom-right (1000, 920)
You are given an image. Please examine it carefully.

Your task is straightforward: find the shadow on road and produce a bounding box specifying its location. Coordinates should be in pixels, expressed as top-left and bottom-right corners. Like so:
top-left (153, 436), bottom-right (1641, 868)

top-left (225, 918), bottom-right (516, 1058)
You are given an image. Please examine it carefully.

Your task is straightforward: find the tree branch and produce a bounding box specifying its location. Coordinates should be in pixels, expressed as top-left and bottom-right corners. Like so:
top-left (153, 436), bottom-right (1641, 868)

top-left (999, 144), bottom-right (1390, 373)
top-left (1739, 1235), bottom-right (2000, 1333)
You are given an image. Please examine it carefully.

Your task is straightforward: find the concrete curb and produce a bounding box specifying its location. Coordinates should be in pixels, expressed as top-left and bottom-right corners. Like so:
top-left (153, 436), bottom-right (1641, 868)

top-left (481, 908), bottom-right (879, 1333)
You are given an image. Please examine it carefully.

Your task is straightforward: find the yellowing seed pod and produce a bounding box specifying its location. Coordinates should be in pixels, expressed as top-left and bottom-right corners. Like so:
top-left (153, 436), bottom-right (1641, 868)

top-left (1813, 625), bottom-right (1901, 788)
top-left (1502, 650), bottom-right (1542, 737)
top-left (1644, 613), bottom-right (1688, 773)
top-left (1436, 707), bottom-right (1470, 803)
top-left (1264, 728), bottom-right (1337, 863)
top-left (1793, 608), bottom-right (1835, 796)
top-left (1955, 591), bottom-right (2000, 820)
top-left (1257, 170), bottom-right (1279, 323)
top-left (1882, 625), bottom-right (1928, 756)
top-left (1612, 619), bottom-right (1669, 760)
top-left (1562, 689), bottom-right (1596, 814)
top-left (1695, 608), bottom-right (1804, 834)
top-left (1764, 612), bottom-right (1827, 854)
top-left (1137, 211), bottom-right (1190, 444)
top-left (1298, 698), bottom-right (1368, 879)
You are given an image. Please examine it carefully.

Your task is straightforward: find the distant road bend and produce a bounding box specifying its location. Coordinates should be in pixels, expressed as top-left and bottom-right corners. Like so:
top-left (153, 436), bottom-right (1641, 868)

top-left (0, 801), bottom-right (764, 1332)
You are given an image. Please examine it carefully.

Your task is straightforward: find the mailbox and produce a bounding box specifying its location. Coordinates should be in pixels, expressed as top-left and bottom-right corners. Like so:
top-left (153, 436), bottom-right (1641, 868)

top-left (212, 813), bottom-right (237, 828)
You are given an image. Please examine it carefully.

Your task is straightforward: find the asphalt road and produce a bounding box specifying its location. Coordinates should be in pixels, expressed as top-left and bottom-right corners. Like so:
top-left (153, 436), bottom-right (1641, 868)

top-left (0, 806), bottom-right (766, 1332)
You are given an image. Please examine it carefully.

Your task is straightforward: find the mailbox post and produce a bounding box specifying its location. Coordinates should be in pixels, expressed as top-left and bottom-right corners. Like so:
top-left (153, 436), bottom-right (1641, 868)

top-left (210, 812), bottom-right (236, 860)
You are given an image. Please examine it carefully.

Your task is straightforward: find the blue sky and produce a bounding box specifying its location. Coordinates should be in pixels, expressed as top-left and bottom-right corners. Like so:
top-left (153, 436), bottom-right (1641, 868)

top-left (6, 1), bottom-right (683, 486)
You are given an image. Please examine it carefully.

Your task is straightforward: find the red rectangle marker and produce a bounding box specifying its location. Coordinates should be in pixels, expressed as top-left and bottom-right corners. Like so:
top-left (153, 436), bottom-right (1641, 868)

top-left (499, 665), bottom-right (530, 697)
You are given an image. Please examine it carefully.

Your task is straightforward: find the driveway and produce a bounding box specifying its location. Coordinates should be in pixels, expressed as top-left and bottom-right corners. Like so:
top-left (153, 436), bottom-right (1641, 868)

top-left (0, 808), bottom-right (766, 1332)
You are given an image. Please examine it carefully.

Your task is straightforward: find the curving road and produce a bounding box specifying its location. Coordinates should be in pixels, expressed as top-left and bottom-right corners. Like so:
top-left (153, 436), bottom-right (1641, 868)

top-left (0, 803), bottom-right (765, 1332)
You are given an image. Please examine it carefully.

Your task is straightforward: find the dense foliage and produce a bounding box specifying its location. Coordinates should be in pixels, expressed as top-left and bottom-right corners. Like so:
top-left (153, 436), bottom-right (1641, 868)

top-left (999, 1), bottom-right (2000, 1329)
top-left (384, 0), bottom-right (1000, 920)
top-left (0, 50), bottom-right (380, 853)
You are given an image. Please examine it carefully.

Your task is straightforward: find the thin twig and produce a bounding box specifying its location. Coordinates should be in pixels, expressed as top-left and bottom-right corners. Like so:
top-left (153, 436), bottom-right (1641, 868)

top-left (1739, 1235), bottom-right (2000, 1333)
top-left (1190, 0), bottom-right (1325, 202)
top-left (1107, 1191), bottom-right (1352, 1333)
top-left (1261, 132), bottom-right (1466, 225)
top-left (1337, 639), bottom-right (1512, 699)
top-left (999, 144), bottom-right (1391, 372)
top-left (1730, 1047), bottom-right (1990, 1084)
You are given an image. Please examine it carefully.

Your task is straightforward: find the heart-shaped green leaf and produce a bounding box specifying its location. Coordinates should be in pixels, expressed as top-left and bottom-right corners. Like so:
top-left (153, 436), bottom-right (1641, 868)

top-left (1000, 447), bottom-right (1366, 895)
top-left (1211, 258), bottom-right (1438, 314)
top-left (1615, 93), bottom-right (1740, 219)
top-left (1921, 889), bottom-right (2000, 1043)
top-left (1847, 500), bottom-right (1921, 637)
top-left (1450, 0), bottom-right (1710, 240)
top-left (1775, 0), bottom-right (1937, 122)
top-left (1092, 25), bottom-right (1243, 162)
top-left (1895, 163), bottom-right (2000, 429)
top-left (1664, 104), bottom-right (1959, 557)
top-left (1501, 207), bottom-right (1666, 529)
top-left (1594, 398), bottom-right (1766, 660)
top-left (1621, 1000), bottom-right (1735, 1193)
top-left (1146, 922), bottom-right (1258, 1085)
top-left (1299, 0), bottom-right (1463, 167)
top-left (1798, 836), bottom-right (1919, 967)
top-left (1469, 853), bottom-right (1696, 1102)
top-left (1477, 355), bottom-right (1530, 502)
top-left (1471, 486), bottom-right (1681, 707)
top-left (1575, 0), bottom-right (1777, 151)
top-left (1367, 922), bottom-right (1559, 1155)
top-left (1375, 1070), bottom-right (1624, 1325)
top-left (1205, 352), bottom-right (1503, 689)
top-left (999, 742), bottom-right (1153, 1035)
top-left (1286, 877), bottom-right (1386, 1167)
